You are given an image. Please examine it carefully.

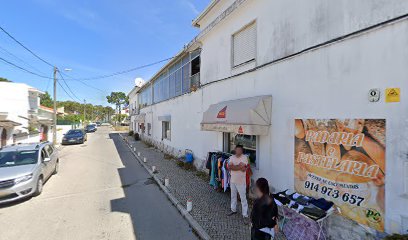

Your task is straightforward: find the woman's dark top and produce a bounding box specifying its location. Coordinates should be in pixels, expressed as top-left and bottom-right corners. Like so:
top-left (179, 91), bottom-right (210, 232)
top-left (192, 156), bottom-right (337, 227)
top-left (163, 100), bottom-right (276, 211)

top-left (251, 194), bottom-right (278, 240)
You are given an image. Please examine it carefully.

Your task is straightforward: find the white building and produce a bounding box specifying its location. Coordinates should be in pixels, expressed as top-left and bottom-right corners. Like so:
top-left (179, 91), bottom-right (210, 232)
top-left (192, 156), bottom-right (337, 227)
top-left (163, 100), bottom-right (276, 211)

top-left (0, 82), bottom-right (53, 146)
top-left (128, 85), bottom-right (141, 132)
top-left (130, 0), bottom-right (408, 237)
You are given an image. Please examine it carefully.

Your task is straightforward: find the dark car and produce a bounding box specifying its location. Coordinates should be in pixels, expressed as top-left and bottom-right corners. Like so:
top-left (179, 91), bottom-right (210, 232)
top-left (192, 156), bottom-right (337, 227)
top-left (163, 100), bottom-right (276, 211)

top-left (85, 124), bottom-right (97, 133)
top-left (96, 122), bottom-right (102, 126)
top-left (62, 129), bottom-right (87, 145)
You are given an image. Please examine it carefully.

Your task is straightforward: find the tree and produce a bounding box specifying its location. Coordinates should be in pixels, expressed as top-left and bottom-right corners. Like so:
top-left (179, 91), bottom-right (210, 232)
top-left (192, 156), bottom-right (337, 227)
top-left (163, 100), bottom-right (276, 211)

top-left (0, 77), bottom-right (11, 82)
top-left (106, 92), bottom-right (128, 125)
top-left (40, 92), bottom-right (53, 108)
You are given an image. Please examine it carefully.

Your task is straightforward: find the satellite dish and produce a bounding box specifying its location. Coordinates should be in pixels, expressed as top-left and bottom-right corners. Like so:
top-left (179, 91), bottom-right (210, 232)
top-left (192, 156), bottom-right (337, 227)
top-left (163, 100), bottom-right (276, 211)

top-left (134, 78), bottom-right (145, 87)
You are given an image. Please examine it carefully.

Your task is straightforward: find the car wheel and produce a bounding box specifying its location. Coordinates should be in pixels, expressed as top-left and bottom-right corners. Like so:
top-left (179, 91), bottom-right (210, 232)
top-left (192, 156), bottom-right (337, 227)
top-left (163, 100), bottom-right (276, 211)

top-left (34, 177), bottom-right (44, 196)
top-left (53, 161), bottom-right (59, 175)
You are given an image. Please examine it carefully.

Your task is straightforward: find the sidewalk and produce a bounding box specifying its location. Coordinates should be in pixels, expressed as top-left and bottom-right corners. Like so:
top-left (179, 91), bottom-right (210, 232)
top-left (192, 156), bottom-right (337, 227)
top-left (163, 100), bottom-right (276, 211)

top-left (125, 136), bottom-right (285, 240)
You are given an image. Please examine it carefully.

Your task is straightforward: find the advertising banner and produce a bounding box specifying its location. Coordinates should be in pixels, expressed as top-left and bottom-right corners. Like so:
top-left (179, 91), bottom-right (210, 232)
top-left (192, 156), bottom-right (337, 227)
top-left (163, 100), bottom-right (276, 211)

top-left (294, 119), bottom-right (385, 231)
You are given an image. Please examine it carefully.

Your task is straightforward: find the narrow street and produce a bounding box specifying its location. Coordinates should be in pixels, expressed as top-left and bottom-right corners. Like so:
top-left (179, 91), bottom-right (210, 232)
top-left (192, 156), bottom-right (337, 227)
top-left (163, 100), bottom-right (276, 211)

top-left (0, 126), bottom-right (197, 240)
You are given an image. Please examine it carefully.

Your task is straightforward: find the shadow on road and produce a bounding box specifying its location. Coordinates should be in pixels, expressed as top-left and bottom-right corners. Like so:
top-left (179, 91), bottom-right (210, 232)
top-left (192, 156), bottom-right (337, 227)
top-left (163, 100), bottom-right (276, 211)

top-left (108, 133), bottom-right (196, 240)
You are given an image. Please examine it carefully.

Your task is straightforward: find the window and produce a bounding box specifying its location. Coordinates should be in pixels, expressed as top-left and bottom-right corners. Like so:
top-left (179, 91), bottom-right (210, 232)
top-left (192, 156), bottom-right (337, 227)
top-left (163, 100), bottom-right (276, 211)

top-left (232, 22), bottom-right (256, 67)
top-left (45, 145), bottom-right (54, 156)
top-left (224, 133), bottom-right (257, 166)
top-left (147, 123), bottom-right (151, 136)
top-left (162, 121), bottom-right (171, 140)
top-left (41, 149), bottom-right (49, 162)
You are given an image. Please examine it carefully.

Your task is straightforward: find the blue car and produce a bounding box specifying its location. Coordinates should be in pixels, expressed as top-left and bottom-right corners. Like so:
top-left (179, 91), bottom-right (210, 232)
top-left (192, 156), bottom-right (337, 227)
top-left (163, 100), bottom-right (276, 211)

top-left (85, 124), bottom-right (97, 133)
top-left (62, 129), bottom-right (87, 145)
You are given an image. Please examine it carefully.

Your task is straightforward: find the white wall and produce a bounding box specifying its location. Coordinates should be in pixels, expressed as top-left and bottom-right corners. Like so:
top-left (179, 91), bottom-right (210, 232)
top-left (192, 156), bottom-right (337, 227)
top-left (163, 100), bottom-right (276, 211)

top-left (138, 17), bottom-right (408, 234)
top-left (198, 0), bottom-right (408, 85)
top-left (0, 82), bottom-right (34, 145)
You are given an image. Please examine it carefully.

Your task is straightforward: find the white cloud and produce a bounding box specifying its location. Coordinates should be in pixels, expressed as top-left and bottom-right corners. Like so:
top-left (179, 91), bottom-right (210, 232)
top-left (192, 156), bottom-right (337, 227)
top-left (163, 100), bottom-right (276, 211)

top-left (184, 0), bottom-right (200, 15)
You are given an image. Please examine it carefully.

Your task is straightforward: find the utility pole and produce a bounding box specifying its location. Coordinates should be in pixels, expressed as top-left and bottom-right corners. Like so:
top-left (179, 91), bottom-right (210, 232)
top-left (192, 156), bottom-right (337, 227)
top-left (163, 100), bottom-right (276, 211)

top-left (53, 67), bottom-right (58, 145)
top-left (83, 99), bottom-right (86, 126)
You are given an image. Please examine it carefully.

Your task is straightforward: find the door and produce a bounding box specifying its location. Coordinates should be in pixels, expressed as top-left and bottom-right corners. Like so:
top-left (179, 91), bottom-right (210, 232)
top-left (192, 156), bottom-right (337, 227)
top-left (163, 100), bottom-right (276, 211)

top-left (44, 145), bottom-right (57, 176)
top-left (40, 148), bottom-right (51, 178)
top-left (42, 125), bottom-right (48, 141)
top-left (1, 129), bottom-right (7, 147)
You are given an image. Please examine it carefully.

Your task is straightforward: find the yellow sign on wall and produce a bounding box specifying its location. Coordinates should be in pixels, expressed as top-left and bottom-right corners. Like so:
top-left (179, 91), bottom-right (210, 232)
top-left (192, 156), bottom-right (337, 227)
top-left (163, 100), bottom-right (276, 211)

top-left (385, 88), bottom-right (400, 103)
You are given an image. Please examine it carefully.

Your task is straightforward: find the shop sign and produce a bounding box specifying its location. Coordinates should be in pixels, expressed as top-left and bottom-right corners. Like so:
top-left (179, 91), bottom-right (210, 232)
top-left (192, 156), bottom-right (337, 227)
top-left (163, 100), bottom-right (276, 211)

top-left (238, 126), bottom-right (244, 134)
top-left (294, 119), bottom-right (385, 231)
top-left (385, 88), bottom-right (400, 103)
top-left (217, 106), bottom-right (227, 119)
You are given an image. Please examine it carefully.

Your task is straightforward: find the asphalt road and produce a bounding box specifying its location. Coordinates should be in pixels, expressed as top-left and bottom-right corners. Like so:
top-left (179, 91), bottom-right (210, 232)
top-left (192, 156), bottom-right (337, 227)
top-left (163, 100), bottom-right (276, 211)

top-left (0, 126), bottom-right (197, 240)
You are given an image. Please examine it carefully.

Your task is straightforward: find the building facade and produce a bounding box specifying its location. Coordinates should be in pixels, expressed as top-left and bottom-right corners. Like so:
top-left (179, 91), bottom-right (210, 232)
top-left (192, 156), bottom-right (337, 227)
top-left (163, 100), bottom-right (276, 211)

top-left (130, 0), bottom-right (408, 237)
top-left (0, 82), bottom-right (53, 146)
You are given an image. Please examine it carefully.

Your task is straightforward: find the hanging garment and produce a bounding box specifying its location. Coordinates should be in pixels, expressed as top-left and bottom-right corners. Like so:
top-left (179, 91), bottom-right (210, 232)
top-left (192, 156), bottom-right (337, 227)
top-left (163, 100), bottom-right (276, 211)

top-left (246, 165), bottom-right (253, 188)
top-left (222, 159), bottom-right (230, 192)
top-left (209, 154), bottom-right (218, 187)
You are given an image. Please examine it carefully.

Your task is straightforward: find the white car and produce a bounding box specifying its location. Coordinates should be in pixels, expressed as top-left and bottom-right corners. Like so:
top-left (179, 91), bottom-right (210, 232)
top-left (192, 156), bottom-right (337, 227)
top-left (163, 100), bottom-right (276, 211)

top-left (0, 142), bottom-right (59, 203)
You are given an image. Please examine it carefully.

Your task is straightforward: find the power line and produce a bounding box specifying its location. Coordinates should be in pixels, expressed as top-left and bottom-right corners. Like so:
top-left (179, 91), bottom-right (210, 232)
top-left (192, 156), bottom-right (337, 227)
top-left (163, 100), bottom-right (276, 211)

top-left (64, 57), bottom-right (174, 81)
top-left (0, 56), bottom-right (53, 79)
top-left (0, 25), bottom-right (54, 67)
top-left (0, 45), bottom-right (47, 75)
top-left (58, 71), bottom-right (82, 102)
top-left (60, 72), bottom-right (108, 93)
top-left (56, 78), bottom-right (76, 102)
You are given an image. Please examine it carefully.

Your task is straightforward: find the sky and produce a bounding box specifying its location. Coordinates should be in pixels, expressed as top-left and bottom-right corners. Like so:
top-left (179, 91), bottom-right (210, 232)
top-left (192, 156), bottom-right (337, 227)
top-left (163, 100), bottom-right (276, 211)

top-left (0, 0), bottom-right (209, 106)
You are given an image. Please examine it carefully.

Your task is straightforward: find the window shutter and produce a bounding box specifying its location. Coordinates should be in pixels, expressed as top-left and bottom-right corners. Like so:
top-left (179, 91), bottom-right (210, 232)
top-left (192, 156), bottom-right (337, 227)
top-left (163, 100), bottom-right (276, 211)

top-left (233, 23), bottom-right (256, 67)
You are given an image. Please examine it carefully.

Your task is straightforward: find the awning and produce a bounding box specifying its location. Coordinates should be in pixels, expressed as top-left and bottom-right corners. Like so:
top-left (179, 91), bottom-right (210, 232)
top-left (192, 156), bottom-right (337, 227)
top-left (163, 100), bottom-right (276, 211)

top-left (201, 95), bottom-right (272, 135)
top-left (0, 112), bottom-right (22, 128)
top-left (37, 117), bottom-right (53, 125)
top-left (0, 120), bottom-right (22, 128)
top-left (158, 115), bottom-right (171, 121)
top-left (134, 113), bottom-right (146, 123)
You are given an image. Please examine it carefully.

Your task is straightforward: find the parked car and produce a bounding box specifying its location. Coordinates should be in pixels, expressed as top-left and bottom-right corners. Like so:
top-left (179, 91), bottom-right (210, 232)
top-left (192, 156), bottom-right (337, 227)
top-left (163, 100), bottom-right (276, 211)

top-left (0, 142), bottom-right (59, 204)
top-left (85, 124), bottom-right (97, 133)
top-left (62, 129), bottom-right (87, 145)
top-left (96, 122), bottom-right (102, 126)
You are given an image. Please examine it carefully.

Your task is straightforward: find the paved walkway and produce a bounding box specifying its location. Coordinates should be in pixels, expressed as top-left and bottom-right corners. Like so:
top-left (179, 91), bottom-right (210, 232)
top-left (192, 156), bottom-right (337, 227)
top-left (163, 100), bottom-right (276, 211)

top-left (126, 136), bottom-right (286, 240)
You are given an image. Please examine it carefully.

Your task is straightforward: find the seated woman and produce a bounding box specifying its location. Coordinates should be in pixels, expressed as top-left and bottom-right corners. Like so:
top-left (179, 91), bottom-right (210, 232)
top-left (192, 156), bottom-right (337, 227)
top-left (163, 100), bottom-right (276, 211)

top-left (251, 178), bottom-right (279, 240)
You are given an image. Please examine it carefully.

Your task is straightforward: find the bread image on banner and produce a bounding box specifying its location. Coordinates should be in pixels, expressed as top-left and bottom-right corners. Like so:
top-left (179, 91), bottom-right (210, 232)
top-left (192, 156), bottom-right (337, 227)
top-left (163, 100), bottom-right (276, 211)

top-left (294, 119), bottom-right (386, 231)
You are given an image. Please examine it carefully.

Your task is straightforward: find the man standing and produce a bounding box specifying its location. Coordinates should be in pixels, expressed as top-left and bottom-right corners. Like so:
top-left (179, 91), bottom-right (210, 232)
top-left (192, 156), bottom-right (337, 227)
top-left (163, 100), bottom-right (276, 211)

top-left (227, 144), bottom-right (249, 224)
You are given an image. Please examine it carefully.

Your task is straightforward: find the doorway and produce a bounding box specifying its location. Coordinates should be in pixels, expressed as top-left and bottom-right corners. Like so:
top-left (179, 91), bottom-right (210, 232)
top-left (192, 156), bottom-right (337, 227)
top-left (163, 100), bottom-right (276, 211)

top-left (1, 128), bottom-right (7, 147)
top-left (223, 132), bottom-right (257, 166)
top-left (42, 125), bottom-right (48, 141)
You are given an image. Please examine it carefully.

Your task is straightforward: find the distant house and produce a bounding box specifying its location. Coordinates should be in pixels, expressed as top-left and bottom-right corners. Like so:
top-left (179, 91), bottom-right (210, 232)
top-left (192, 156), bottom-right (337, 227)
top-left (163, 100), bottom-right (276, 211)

top-left (0, 82), bottom-right (53, 146)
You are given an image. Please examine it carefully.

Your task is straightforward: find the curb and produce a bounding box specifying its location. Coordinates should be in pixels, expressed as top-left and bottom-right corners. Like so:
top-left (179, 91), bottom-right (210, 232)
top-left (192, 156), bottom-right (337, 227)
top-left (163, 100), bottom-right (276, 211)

top-left (119, 134), bottom-right (211, 240)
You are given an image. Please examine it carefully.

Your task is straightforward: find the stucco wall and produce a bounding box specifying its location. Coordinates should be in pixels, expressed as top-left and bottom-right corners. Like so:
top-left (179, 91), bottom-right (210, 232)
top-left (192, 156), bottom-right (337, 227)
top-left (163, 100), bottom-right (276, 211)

top-left (137, 17), bottom-right (408, 234)
top-left (198, 0), bottom-right (408, 86)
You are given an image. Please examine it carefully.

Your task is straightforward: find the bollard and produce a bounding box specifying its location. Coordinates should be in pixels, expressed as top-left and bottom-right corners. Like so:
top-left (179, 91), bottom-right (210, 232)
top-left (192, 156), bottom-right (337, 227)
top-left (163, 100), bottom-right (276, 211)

top-left (143, 157), bottom-right (147, 163)
top-left (130, 144), bottom-right (132, 148)
top-left (152, 166), bottom-right (156, 173)
top-left (187, 197), bottom-right (192, 212)
top-left (164, 178), bottom-right (169, 187)
top-left (137, 152), bottom-right (141, 157)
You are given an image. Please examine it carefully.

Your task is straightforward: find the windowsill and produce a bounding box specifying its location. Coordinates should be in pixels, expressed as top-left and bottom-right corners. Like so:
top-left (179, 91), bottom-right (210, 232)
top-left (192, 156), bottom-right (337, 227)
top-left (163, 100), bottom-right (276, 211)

top-left (231, 60), bottom-right (256, 75)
